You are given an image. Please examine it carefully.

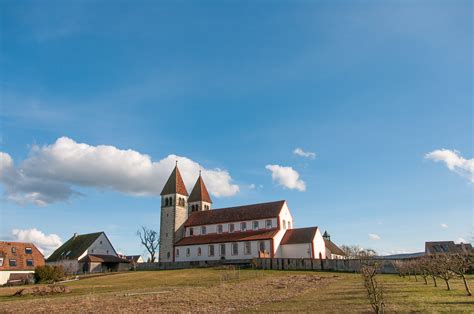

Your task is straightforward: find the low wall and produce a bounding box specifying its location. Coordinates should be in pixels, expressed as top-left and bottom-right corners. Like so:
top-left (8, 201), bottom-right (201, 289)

top-left (137, 258), bottom-right (401, 273)
top-left (254, 258), bottom-right (398, 274)
top-left (137, 259), bottom-right (253, 271)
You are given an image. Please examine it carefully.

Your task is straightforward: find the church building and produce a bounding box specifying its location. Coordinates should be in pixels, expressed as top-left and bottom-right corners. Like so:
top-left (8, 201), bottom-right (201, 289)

top-left (159, 165), bottom-right (344, 262)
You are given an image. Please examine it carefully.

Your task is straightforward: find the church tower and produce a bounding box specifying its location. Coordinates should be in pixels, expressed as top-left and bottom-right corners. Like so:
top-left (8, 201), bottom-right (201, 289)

top-left (188, 171), bottom-right (212, 215)
top-left (159, 163), bottom-right (188, 262)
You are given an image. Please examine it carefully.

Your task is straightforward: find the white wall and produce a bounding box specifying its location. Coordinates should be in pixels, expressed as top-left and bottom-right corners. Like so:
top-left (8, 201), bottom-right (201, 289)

top-left (281, 243), bottom-right (312, 258)
top-left (175, 240), bottom-right (271, 262)
top-left (273, 202), bottom-right (294, 257)
top-left (86, 233), bottom-right (117, 257)
top-left (0, 270), bottom-right (34, 285)
top-left (186, 218), bottom-right (278, 236)
top-left (313, 228), bottom-right (326, 259)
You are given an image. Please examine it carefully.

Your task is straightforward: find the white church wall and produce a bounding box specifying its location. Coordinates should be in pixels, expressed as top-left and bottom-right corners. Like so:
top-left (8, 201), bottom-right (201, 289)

top-left (313, 228), bottom-right (326, 259)
top-left (273, 202), bottom-right (294, 257)
top-left (174, 240), bottom-right (271, 262)
top-left (281, 243), bottom-right (312, 258)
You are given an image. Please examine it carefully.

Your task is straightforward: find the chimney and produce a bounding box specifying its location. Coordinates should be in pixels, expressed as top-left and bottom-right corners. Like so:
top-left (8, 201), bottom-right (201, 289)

top-left (73, 233), bottom-right (78, 239)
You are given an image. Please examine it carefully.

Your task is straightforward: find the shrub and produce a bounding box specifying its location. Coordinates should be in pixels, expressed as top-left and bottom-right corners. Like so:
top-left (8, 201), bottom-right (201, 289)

top-left (34, 265), bottom-right (65, 283)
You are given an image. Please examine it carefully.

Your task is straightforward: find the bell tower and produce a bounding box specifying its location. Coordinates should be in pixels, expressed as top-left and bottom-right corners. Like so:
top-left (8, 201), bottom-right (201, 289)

top-left (159, 163), bottom-right (188, 262)
top-left (188, 171), bottom-right (212, 215)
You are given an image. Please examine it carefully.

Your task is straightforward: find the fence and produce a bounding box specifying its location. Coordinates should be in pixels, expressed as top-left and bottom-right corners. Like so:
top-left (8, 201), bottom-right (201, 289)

top-left (137, 258), bottom-right (401, 273)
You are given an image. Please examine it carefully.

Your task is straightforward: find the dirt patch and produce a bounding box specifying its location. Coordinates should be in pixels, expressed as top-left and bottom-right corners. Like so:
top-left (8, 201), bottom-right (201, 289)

top-left (0, 274), bottom-right (336, 313)
top-left (13, 285), bottom-right (72, 297)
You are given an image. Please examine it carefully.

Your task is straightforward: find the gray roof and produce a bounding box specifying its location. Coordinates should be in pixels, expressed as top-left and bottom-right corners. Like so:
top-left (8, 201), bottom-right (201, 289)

top-left (46, 232), bottom-right (103, 262)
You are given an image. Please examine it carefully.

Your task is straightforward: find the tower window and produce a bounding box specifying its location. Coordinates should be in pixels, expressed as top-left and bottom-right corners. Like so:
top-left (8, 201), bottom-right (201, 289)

top-left (165, 198), bottom-right (169, 206)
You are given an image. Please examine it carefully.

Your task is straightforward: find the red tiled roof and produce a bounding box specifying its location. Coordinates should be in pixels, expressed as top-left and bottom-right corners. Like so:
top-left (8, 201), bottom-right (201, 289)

top-left (175, 229), bottom-right (279, 246)
top-left (280, 227), bottom-right (318, 245)
top-left (161, 166), bottom-right (189, 196)
top-left (79, 254), bottom-right (129, 263)
top-left (188, 175), bottom-right (212, 203)
top-left (184, 200), bottom-right (285, 227)
top-left (0, 242), bottom-right (44, 271)
top-left (324, 239), bottom-right (346, 256)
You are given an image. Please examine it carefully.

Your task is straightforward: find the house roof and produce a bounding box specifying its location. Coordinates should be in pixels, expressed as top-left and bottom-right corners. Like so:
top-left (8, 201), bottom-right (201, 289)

top-left (324, 239), bottom-right (346, 256)
top-left (175, 229), bottom-right (279, 246)
top-left (280, 227), bottom-right (319, 245)
top-left (425, 241), bottom-right (461, 254)
top-left (0, 242), bottom-right (45, 271)
top-left (161, 165), bottom-right (188, 196)
top-left (456, 243), bottom-right (474, 254)
top-left (46, 232), bottom-right (103, 262)
top-left (184, 200), bottom-right (285, 227)
top-left (188, 174), bottom-right (212, 203)
top-left (125, 255), bottom-right (142, 262)
top-left (79, 254), bottom-right (129, 263)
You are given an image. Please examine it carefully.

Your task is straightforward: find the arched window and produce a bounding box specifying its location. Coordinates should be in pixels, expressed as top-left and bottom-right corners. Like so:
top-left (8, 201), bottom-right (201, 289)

top-left (165, 198), bottom-right (169, 206)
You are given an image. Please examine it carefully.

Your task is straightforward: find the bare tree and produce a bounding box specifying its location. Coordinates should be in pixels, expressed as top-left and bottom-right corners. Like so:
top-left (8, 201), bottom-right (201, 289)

top-left (433, 254), bottom-right (455, 291)
top-left (360, 262), bottom-right (385, 313)
top-left (418, 257), bottom-right (430, 285)
top-left (137, 226), bottom-right (160, 263)
top-left (341, 245), bottom-right (377, 259)
top-left (449, 254), bottom-right (472, 296)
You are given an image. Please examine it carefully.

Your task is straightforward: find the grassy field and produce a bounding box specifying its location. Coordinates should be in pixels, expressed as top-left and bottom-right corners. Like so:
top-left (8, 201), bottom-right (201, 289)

top-left (0, 268), bottom-right (472, 312)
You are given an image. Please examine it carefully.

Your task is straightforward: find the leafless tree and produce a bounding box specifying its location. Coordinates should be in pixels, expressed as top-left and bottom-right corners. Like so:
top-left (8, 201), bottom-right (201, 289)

top-left (360, 262), bottom-right (385, 313)
top-left (433, 254), bottom-right (455, 291)
top-left (341, 245), bottom-right (377, 259)
top-left (137, 226), bottom-right (160, 263)
top-left (449, 254), bottom-right (472, 296)
top-left (418, 257), bottom-right (430, 285)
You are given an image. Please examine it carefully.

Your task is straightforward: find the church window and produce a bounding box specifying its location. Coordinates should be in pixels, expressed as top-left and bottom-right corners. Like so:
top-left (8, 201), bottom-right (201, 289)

top-left (241, 222), bottom-right (247, 231)
top-left (217, 225), bottom-right (223, 234)
top-left (197, 247), bottom-right (202, 256)
top-left (186, 248), bottom-right (190, 257)
top-left (209, 245), bottom-right (215, 256)
top-left (220, 244), bottom-right (226, 256)
top-left (229, 224), bottom-right (235, 233)
top-left (259, 241), bottom-right (266, 252)
top-left (231, 243), bottom-right (238, 256)
top-left (288, 221), bottom-right (292, 229)
top-left (176, 249), bottom-right (180, 257)
top-left (201, 226), bottom-right (207, 235)
top-left (244, 242), bottom-right (251, 255)
top-left (253, 221), bottom-right (259, 230)
top-left (165, 198), bottom-right (169, 206)
top-left (189, 228), bottom-right (194, 236)
top-left (245, 242), bottom-right (252, 255)
top-left (282, 220), bottom-right (286, 229)
top-left (266, 220), bottom-right (272, 229)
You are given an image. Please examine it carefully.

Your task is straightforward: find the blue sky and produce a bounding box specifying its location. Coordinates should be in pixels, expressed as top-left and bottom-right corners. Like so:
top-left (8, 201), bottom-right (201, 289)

top-left (0, 0), bottom-right (472, 257)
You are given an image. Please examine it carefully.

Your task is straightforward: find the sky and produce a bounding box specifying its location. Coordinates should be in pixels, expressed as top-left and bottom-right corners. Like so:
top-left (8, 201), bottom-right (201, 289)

top-left (0, 0), bottom-right (472, 257)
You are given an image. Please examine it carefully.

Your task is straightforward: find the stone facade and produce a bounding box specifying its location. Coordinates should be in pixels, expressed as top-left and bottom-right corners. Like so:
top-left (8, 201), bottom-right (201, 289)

top-left (159, 193), bottom-right (188, 262)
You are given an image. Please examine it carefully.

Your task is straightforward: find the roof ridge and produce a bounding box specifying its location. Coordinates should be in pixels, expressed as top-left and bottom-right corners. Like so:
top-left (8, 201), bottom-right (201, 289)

top-left (160, 166), bottom-right (189, 196)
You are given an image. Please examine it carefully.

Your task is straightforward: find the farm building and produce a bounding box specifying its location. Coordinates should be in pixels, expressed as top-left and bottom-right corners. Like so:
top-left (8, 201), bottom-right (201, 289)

top-left (46, 232), bottom-right (129, 273)
top-left (159, 165), bottom-right (344, 262)
top-left (0, 242), bottom-right (44, 285)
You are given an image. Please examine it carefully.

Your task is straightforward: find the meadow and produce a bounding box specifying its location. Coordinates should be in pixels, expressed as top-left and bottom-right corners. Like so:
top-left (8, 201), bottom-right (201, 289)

top-left (0, 268), bottom-right (472, 312)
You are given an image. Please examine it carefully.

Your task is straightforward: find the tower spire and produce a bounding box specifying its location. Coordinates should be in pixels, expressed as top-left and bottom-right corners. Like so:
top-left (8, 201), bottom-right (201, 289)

top-left (160, 164), bottom-right (188, 196)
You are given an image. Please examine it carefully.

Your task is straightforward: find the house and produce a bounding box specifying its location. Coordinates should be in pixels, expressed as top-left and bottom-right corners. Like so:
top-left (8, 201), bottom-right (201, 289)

top-left (46, 232), bottom-right (129, 273)
top-left (322, 232), bottom-right (346, 259)
top-left (425, 241), bottom-right (474, 255)
top-left (125, 255), bottom-right (144, 264)
top-left (0, 242), bottom-right (44, 285)
top-left (159, 165), bottom-right (342, 262)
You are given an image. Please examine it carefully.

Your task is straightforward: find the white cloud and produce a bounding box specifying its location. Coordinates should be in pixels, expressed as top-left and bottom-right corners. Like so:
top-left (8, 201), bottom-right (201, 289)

top-left (368, 233), bottom-right (381, 240)
top-left (0, 137), bottom-right (239, 205)
top-left (11, 228), bottom-right (62, 256)
top-left (455, 237), bottom-right (467, 244)
top-left (425, 149), bottom-right (474, 182)
top-left (440, 223), bottom-right (448, 229)
top-left (293, 148), bottom-right (316, 159)
top-left (265, 164), bottom-right (306, 191)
